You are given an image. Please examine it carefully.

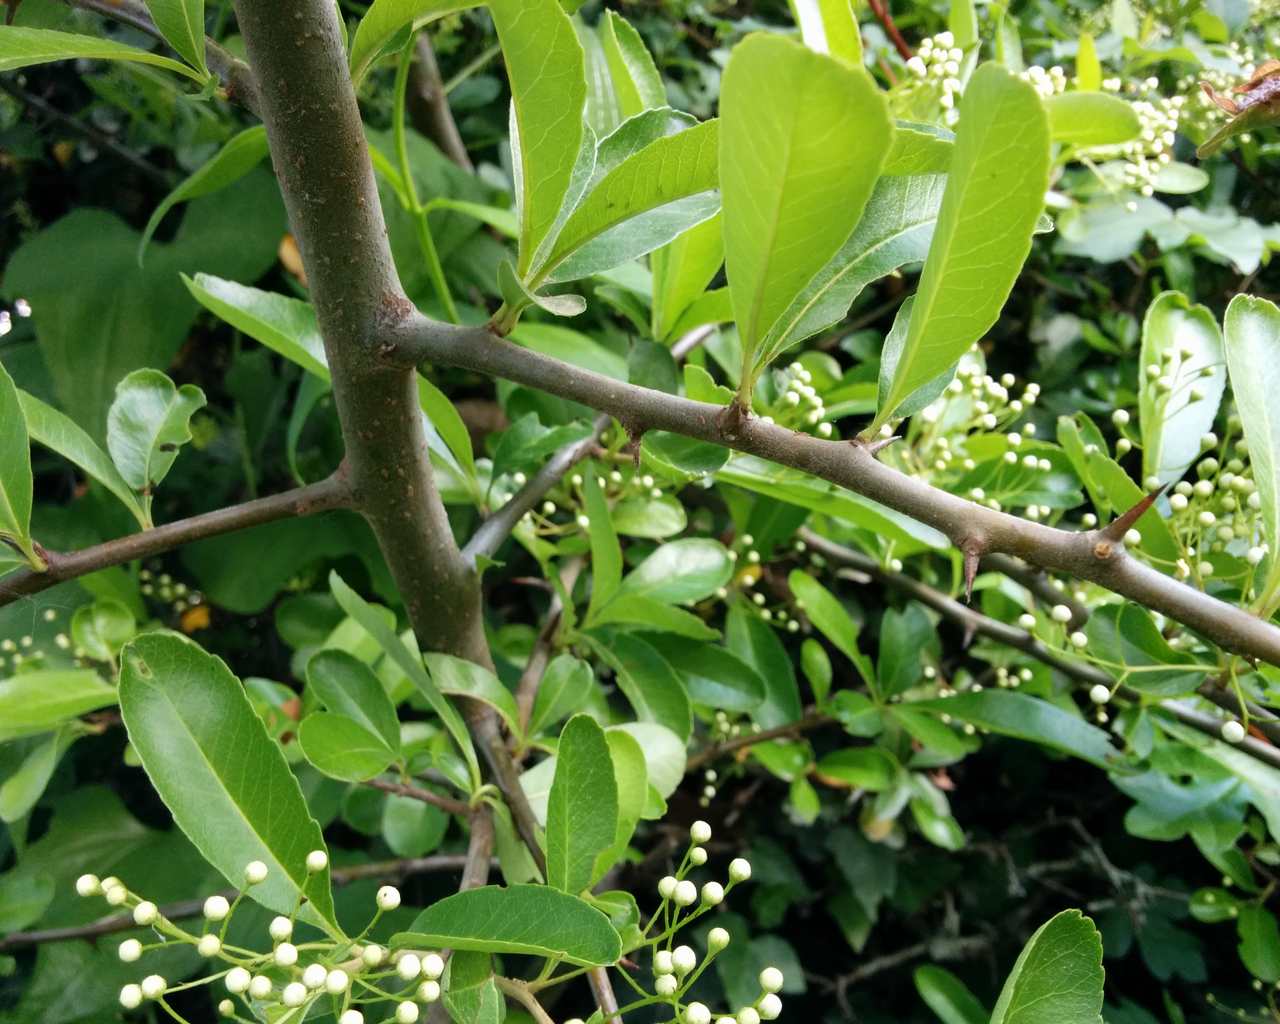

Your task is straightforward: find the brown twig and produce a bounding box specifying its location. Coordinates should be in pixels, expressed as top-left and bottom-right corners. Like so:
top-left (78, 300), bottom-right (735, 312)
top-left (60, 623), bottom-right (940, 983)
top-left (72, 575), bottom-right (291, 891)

top-left (865, 0), bottom-right (913, 60)
top-left (365, 777), bottom-right (471, 817)
top-left (407, 33), bottom-right (473, 172)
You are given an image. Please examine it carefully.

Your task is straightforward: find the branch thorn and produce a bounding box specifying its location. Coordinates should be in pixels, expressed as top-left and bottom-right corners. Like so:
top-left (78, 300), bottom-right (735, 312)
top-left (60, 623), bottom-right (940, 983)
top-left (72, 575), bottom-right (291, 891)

top-left (1101, 485), bottom-right (1167, 543)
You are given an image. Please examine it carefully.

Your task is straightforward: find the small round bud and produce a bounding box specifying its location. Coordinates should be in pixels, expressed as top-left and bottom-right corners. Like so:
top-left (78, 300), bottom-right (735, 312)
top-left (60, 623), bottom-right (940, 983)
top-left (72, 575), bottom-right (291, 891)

top-left (673, 945), bottom-right (698, 975)
top-left (133, 901), bottom-right (158, 927)
top-left (739, 1010), bottom-right (761, 1024)
top-left (269, 915), bottom-right (293, 942)
top-left (305, 850), bottom-right (328, 873)
top-left (226, 967), bottom-right (251, 994)
top-left (244, 860), bottom-right (268, 885)
top-left (690, 820), bottom-right (712, 844)
top-left (1070, 631), bottom-right (1088, 648)
top-left (282, 981), bottom-right (307, 1007)
top-left (203, 895), bottom-right (230, 921)
top-left (655, 974), bottom-right (678, 996)
top-left (120, 984), bottom-right (143, 1010)
top-left (728, 858), bottom-right (752, 883)
top-left (1222, 720), bottom-right (1246, 744)
top-left (1050, 604), bottom-right (1072, 624)
top-left (422, 952), bottom-right (445, 979)
top-left (689, 847), bottom-right (708, 866)
top-left (687, 1002), bottom-right (712, 1024)
top-left (340, 1012), bottom-right (365, 1024)
top-left (275, 942), bottom-right (298, 967)
top-left (708, 927), bottom-right (731, 951)
top-left (249, 975), bottom-right (272, 999)
top-left (673, 880), bottom-right (698, 907)
top-left (396, 1001), bottom-right (420, 1023)
top-left (1111, 409), bottom-right (1130, 427)
top-left (655, 950), bottom-right (674, 975)
top-left (759, 995), bottom-right (783, 1020)
top-left (197, 934), bottom-right (221, 957)
top-left (419, 980), bottom-right (442, 1002)
top-left (377, 885), bottom-right (402, 911)
top-left (218, 998), bottom-right (235, 1017)
top-left (302, 963), bottom-right (327, 989)
top-left (397, 953), bottom-right (422, 981)
top-left (325, 969), bottom-right (350, 994)
top-left (1248, 546), bottom-right (1266, 566)
top-left (75, 874), bottom-right (101, 897)
top-left (760, 967), bottom-right (784, 994)
top-left (118, 939), bottom-right (142, 963)
top-left (362, 943), bottom-right (385, 967)
top-left (658, 876), bottom-right (678, 899)
top-left (140, 975), bottom-right (166, 1000)
top-left (1089, 685), bottom-right (1111, 705)
top-left (1017, 613), bottom-right (1036, 630)
top-left (1116, 438), bottom-right (1132, 455)
top-left (702, 881), bottom-right (725, 906)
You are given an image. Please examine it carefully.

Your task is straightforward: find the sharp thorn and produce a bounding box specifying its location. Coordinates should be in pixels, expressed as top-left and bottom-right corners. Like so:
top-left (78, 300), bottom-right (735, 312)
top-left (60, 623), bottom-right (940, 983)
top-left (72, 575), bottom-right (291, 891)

top-left (1101, 484), bottom-right (1167, 542)
top-left (961, 621), bottom-right (977, 649)
top-left (963, 547), bottom-right (980, 603)
top-left (864, 435), bottom-right (901, 457)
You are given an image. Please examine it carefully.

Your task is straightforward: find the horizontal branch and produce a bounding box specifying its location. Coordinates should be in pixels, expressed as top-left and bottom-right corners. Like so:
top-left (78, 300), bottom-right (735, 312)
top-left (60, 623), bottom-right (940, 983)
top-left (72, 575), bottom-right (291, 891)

top-left (391, 315), bottom-right (1280, 669)
top-left (0, 473), bottom-right (353, 608)
top-left (365, 776), bottom-right (471, 816)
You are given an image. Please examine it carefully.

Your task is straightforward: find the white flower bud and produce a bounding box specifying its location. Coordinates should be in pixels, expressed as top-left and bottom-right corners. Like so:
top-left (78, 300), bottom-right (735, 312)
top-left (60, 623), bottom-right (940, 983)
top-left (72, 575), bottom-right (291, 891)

top-left (226, 967), bottom-right (251, 994)
top-left (759, 994), bottom-right (783, 1020)
top-left (282, 981), bottom-right (307, 1007)
top-left (396, 1001), bottom-right (420, 1023)
top-left (1124, 529), bottom-right (1141, 546)
top-left (708, 927), bottom-right (731, 952)
top-left (203, 895), bottom-right (230, 921)
top-left (219, 998), bottom-right (235, 1017)
top-left (739, 1010), bottom-right (761, 1024)
top-left (701, 882), bottom-right (725, 906)
top-left (1050, 604), bottom-right (1072, 623)
top-left (75, 874), bottom-right (101, 897)
top-left (655, 974), bottom-right (678, 996)
top-left (302, 963), bottom-right (328, 989)
top-left (1170, 493), bottom-right (1188, 511)
top-left (244, 861), bottom-right (268, 885)
top-left (689, 847), bottom-right (708, 866)
top-left (673, 880), bottom-right (698, 907)
top-left (1222, 720), bottom-right (1246, 744)
top-left (1111, 409), bottom-right (1130, 426)
top-left (340, 1012), bottom-right (365, 1024)
top-left (397, 953), bottom-right (422, 981)
top-left (377, 885), bottom-right (402, 911)
top-left (133, 901), bottom-right (158, 927)
top-left (655, 950), bottom-right (674, 975)
top-left (422, 952), bottom-right (445, 979)
top-left (1089, 685), bottom-right (1111, 705)
top-left (275, 942), bottom-right (299, 967)
top-left (728, 858), bottom-right (752, 883)
top-left (687, 1002), bottom-right (712, 1024)
top-left (140, 975), bottom-right (166, 1000)
top-left (305, 850), bottom-right (328, 873)
top-left (120, 984), bottom-right (143, 1009)
top-left (269, 915), bottom-right (293, 942)
top-left (673, 945), bottom-right (698, 975)
top-left (198, 934), bottom-right (222, 957)
top-left (1018, 613), bottom-right (1036, 630)
top-left (1070, 631), bottom-right (1088, 648)
top-left (1116, 438), bottom-right (1132, 455)
top-left (118, 938), bottom-right (142, 962)
top-left (249, 975), bottom-right (273, 999)
top-left (1247, 546), bottom-right (1266, 565)
top-left (760, 967), bottom-right (784, 993)
top-left (326, 969), bottom-right (350, 994)
top-left (419, 980), bottom-right (441, 1003)
top-left (362, 943), bottom-right (385, 967)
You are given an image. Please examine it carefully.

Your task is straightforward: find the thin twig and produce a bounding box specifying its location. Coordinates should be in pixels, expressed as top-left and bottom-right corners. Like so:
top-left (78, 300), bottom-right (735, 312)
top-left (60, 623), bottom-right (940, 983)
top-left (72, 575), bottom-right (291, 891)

top-left (865, 0), bottom-right (913, 60)
top-left (365, 777), bottom-right (471, 817)
top-left (408, 32), bottom-right (473, 172)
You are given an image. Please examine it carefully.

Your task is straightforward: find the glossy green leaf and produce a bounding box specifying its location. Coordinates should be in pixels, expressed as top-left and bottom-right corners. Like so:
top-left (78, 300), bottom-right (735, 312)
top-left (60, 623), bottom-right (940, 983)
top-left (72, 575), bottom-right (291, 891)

top-left (330, 572), bottom-right (480, 789)
top-left (70, 599), bottom-right (135, 662)
top-left (915, 966), bottom-right (988, 1024)
top-left (395, 884), bottom-right (623, 965)
top-left (306, 649), bottom-right (401, 751)
top-left (1086, 604), bottom-right (1210, 697)
top-left (1224, 295), bottom-right (1280, 599)
top-left (493, 0), bottom-right (587, 274)
top-left (877, 297), bottom-right (958, 420)
top-left (349, 1), bottom-right (476, 85)
top-left (382, 792), bottom-right (449, 857)
top-left (789, 570), bottom-right (874, 687)
top-left (725, 603), bottom-right (804, 728)
top-left (497, 257), bottom-right (587, 320)
top-left (612, 495), bottom-right (687, 538)
top-left (599, 10), bottom-right (664, 121)
top-left (0, 730), bottom-right (74, 823)
top-left (1043, 92), bottom-right (1140, 146)
top-left (652, 214), bottom-right (724, 342)
top-left (760, 174), bottom-right (946, 359)
top-left (645, 637), bottom-right (766, 712)
top-left (106, 369), bottom-right (206, 523)
top-left (297, 712), bottom-right (398, 782)
top-left (17, 390), bottom-right (147, 527)
top-left (425, 652), bottom-right (521, 740)
top-left (592, 594), bottom-right (720, 640)
top-left (892, 706), bottom-right (977, 758)
top-left (443, 951), bottom-right (505, 1024)
top-left (0, 670), bottom-right (117, 741)
top-left (720, 33), bottom-right (891, 389)
top-left (586, 630), bottom-right (692, 740)
top-left (0, 872), bottom-right (55, 933)
top-left (789, 0), bottom-right (862, 65)
top-left (0, 361), bottom-right (37, 567)
top-left (609, 722), bottom-right (684, 800)
top-left (529, 654), bottom-right (596, 736)
top-left (140, 127), bottom-right (268, 262)
top-left (584, 468), bottom-right (622, 622)
top-left (817, 748), bottom-right (897, 790)
top-left (1076, 32), bottom-right (1101, 90)
top-left (990, 910), bottom-right (1104, 1024)
top-left (119, 633), bottom-right (339, 933)
top-left (1238, 906), bottom-right (1280, 982)
top-left (877, 603), bottom-right (935, 697)
top-left (617, 538), bottom-right (733, 605)
top-left (913, 692), bottom-right (1116, 768)
top-left (802, 638), bottom-right (833, 704)
top-left (596, 729), bottom-right (647, 877)
top-left (142, 0), bottom-right (207, 73)
top-left (541, 120), bottom-right (721, 285)
top-left (546, 715), bottom-right (618, 893)
top-left (883, 123), bottom-right (954, 175)
top-left (874, 64), bottom-right (1050, 429)
top-left (0, 26), bottom-right (202, 79)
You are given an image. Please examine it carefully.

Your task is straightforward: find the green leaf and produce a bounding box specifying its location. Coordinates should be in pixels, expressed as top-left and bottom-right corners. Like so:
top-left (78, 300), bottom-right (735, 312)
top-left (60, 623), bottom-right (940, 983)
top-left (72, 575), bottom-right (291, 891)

top-left (725, 603), bottom-right (804, 728)
top-left (585, 630), bottom-right (692, 740)
top-left (597, 729), bottom-right (647, 877)
top-left (1043, 92), bottom-right (1140, 146)
top-left (141, 0), bottom-right (207, 74)
top-left (106, 369), bottom-right (205, 523)
top-left (306, 649), bottom-right (401, 752)
top-left (0, 670), bottom-right (117, 741)
top-left (17, 390), bottom-right (147, 528)
top-left (652, 214), bottom-right (724, 342)
top-left (140, 127), bottom-right (268, 262)
top-left (609, 722), bottom-right (685, 800)
top-left (915, 966), bottom-right (988, 1024)
top-left (425, 652), bottom-right (521, 740)
top-left (760, 173), bottom-right (946, 359)
top-left (1139, 292), bottom-right (1226, 486)
top-left (592, 594), bottom-right (720, 640)
top-left (349, 1), bottom-right (476, 85)
top-left (789, 0), bottom-right (863, 65)
top-left (1224, 295), bottom-right (1280, 598)
top-left (912, 692), bottom-right (1116, 768)
top-left (873, 64), bottom-right (1050, 430)
top-left (546, 715), bottom-right (618, 893)
top-left (382, 792), bottom-right (448, 857)
top-left (330, 572), bottom-right (481, 790)
top-left (442, 951), bottom-right (505, 1024)
top-left (802, 638), bottom-right (833, 704)
top-left (529, 654), bottom-right (595, 737)
top-left (1238, 906), bottom-right (1280, 982)
top-left (540, 120), bottom-right (721, 285)
top-left (0, 361), bottom-right (37, 567)
top-left (1086, 604), bottom-right (1210, 697)
top-left (496, 257), bottom-right (587, 321)
top-left (0, 26), bottom-right (203, 79)
top-left (616, 538), bottom-right (733, 605)
top-left (882, 123), bottom-right (954, 175)
top-left (990, 910), bottom-right (1104, 1024)
top-left (788, 570), bottom-right (873, 688)
top-left (645, 637), bottom-right (765, 712)
top-left (948, 0), bottom-right (978, 48)
top-left (612, 495), bottom-right (687, 538)
top-left (0, 730), bottom-right (74, 823)
top-left (119, 633), bottom-right (339, 934)
top-left (721, 33), bottom-right (891, 392)
top-left (0, 872), bottom-right (55, 933)
top-left (297, 712), bottom-right (398, 782)
top-left (1076, 33), bottom-right (1101, 91)
top-left (876, 297), bottom-right (957, 420)
top-left (493, 0), bottom-right (587, 274)
top-left (395, 884), bottom-right (622, 965)
top-left (70, 599), bottom-right (135, 662)
top-left (816, 748), bottom-right (897, 790)
top-left (877, 603), bottom-right (935, 698)
top-left (599, 10), bottom-right (665, 121)
top-left (584, 468), bottom-right (622, 622)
